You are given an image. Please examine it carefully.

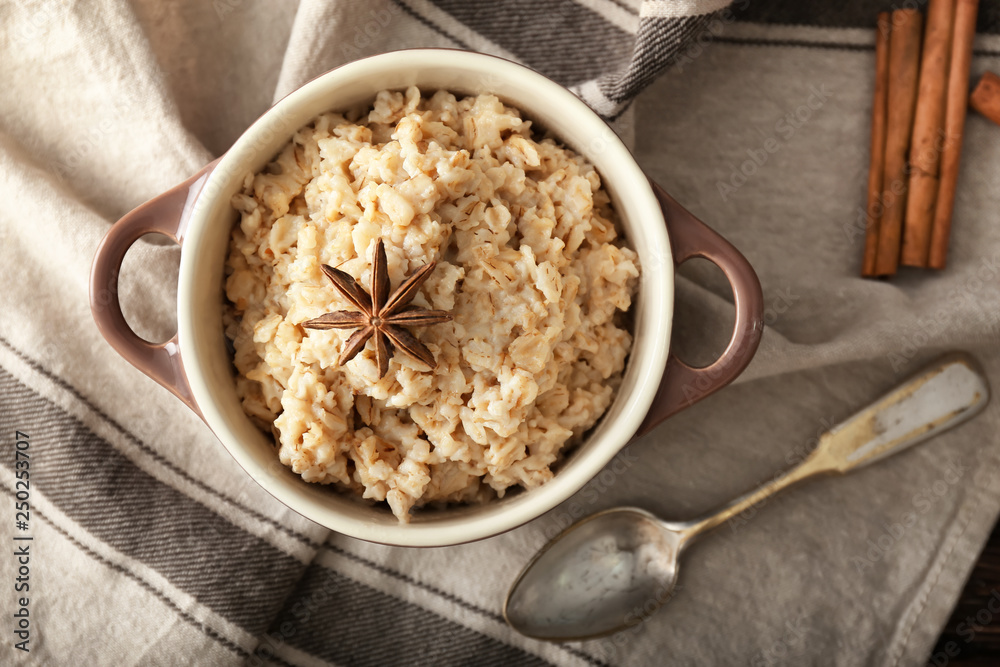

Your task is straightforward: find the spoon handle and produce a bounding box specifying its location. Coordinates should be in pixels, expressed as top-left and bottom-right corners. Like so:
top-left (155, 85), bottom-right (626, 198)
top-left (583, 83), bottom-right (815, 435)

top-left (810, 352), bottom-right (988, 472)
top-left (674, 353), bottom-right (990, 543)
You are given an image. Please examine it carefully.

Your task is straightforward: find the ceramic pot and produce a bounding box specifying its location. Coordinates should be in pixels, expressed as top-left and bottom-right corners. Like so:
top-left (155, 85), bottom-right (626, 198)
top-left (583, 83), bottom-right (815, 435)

top-left (91, 50), bottom-right (764, 546)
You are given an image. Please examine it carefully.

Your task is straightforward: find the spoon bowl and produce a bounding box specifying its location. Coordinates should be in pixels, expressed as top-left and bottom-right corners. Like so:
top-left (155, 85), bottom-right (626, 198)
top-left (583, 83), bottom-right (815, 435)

top-left (505, 508), bottom-right (683, 640)
top-left (505, 353), bottom-right (990, 641)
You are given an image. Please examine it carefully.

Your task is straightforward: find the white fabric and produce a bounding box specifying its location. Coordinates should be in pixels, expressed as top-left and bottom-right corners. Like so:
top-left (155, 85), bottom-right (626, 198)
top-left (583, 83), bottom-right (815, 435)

top-left (2, 1), bottom-right (999, 666)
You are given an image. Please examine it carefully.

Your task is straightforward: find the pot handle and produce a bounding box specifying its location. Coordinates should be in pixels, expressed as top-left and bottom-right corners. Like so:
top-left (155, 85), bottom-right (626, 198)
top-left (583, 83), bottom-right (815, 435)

top-left (634, 182), bottom-right (765, 437)
top-left (90, 160), bottom-right (219, 416)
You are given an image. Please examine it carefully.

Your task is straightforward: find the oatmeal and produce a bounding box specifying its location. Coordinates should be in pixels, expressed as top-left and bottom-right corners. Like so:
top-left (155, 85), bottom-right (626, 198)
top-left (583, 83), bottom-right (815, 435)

top-left (224, 87), bottom-right (640, 521)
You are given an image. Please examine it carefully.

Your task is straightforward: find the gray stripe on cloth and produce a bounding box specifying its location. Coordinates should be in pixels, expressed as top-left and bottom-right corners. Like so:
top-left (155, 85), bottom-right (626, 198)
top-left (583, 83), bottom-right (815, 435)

top-left (324, 544), bottom-right (613, 667)
top-left (389, 0), bottom-right (471, 49)
top-left (260, 562), bottom-right (558, 667)
top-left (0, 364), bottom-right (306, 635)
top-left (597, 13), bottom-right (710, 104)
top-left (733, 0), bottom-right (1000, 35)
top-left (714, 34), bottom-right (873, 52)
top-left (603, 0), bottom-right (639, 16)
top-left (425, 0), bottom-right (635, 86)
top-left (732, 0), bottom-right (928, 28)
top-left (0, 483), bottom-right (250, 660)
top-left (713, 34), bottom-right (1000, 60)
top-left (0, 331), bottom-right (322, 550)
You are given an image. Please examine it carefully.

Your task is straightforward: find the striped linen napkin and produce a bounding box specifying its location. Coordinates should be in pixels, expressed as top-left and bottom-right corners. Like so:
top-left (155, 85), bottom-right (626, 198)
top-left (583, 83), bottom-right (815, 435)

top-left (4, 1), bottom-right (1000, 666)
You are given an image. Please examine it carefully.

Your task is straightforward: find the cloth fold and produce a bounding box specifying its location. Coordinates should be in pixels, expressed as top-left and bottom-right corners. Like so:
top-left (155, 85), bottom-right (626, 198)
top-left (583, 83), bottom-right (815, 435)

top-left (2, 1), bottom-right (1000, 665)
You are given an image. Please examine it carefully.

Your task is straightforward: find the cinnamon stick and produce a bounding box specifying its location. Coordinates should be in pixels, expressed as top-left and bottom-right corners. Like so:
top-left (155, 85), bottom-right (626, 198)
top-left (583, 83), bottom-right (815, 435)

top-left (969, 71), bottom-right (1000, 126)
top-left (874, 9), bottom-right (923, 277)
top-left (929, 0), bottom-right (981, 269)
top-left (862, 13), bottom-right (892, 278)
top-left (901, 0), bottom-right (956, 267)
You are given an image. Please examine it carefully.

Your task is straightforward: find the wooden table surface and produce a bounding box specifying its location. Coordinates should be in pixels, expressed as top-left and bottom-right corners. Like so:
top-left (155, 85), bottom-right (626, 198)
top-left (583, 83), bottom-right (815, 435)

top-left (931, 522), bottom-right (1000, 665)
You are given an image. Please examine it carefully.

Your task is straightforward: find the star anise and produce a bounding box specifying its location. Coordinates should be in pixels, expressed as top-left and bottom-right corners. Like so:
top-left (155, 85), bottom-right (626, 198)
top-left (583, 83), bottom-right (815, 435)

top-left (303, 238), bottom-right (452, 378)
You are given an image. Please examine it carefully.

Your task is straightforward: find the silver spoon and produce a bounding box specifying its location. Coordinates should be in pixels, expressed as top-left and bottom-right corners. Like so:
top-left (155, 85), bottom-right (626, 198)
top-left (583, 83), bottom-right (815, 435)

top-left (504, 353), bottom-right (990, 641)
